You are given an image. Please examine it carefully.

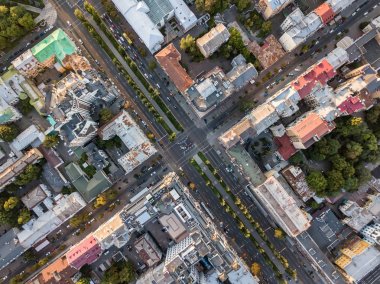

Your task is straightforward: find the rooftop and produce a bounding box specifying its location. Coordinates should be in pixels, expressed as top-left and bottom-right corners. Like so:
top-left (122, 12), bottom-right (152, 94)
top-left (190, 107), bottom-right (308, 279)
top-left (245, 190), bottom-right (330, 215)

top-left (254, 175), bottom-right (311, 237)
top-left (291, 59), bottom-right (336, 99)
top-left (65, 163), bottom-right (112, 202)
top-left (66, 235), bottom-right (102, 270)
top-left (26, 255), bottom-right (77, 284)
top-left (275, 134), bottom-right (297, 161)
top-left (196, 24), bottom-right (230, 58)
top-left (248, 35), bottom-right (285, 69)
top-left (281, 166), bottom-right (314, 201)
top-left (155, 43), bottom-right (194, 93)
top-left (314, 2), bottom-right (335, 25)
top-left (21, 184), bottom-right (50, 210)
top-left (287, 112), bottom-right (335, 146)
top-left (31, 28), bottom-right (76, 64)
top-left (92, 214), bottom-right (129, 249)
top-left (135, 233), bottom-right (162, 267)
top-left (159, 212), bottom-right (188, 243)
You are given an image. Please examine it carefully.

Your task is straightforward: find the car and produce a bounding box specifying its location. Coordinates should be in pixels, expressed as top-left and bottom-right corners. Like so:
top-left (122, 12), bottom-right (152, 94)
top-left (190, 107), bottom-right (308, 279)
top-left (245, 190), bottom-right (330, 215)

top-left (329, 29), bottom-right (334, 34)
top-left (104, 250), bottom-right (110, 255)
top-left (156, 83), bottom-right (160, 89)
top-left (26, 42), bottom-right (30, 47)
top-left (67, 21), bottom-right (72, 26)
top-left (78, 39), bottom-right (83, 44)
top-left (352, 12), bottom-right (356, 16)
top-left (374, 4), bottom-right (378, 8)
top-left (68, 149), bottom-right (74, 156)
top-left (288, 73), bottom-right (294, 76)
top-left (95, 60), bottom-right (100, 65)
top-left (364, 11), bottom-right (369, 16)
top-left (294, 68), bottom-right (300, 72)
top-left (141, 121), bottom-right (147, 127)
top-left (150, 171), bottom-right (156, 176)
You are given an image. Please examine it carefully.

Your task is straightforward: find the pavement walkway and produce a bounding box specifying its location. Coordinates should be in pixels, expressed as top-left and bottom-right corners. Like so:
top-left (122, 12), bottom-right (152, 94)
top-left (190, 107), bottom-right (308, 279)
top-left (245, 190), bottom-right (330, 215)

top-left (193, 154), bottom-right (290, 280)
top-left (85, 14), bottom-right (179, 135)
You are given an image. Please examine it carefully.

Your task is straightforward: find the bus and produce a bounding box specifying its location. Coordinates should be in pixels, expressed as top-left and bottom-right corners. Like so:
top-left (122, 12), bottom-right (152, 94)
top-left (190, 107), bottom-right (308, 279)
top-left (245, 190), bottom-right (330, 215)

top-left (123, 33), bottom-right (133, 45)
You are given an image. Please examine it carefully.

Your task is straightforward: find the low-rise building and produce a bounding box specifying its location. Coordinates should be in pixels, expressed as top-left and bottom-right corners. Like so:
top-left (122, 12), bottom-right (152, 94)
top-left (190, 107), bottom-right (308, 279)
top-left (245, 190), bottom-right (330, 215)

top-left (219, 104), bottom-right (279, 148)
top-left (286, 112), bottom-right (335, 149)
top-left (334, 236), bottom-right (380, 283)
top-left (66, 235), bottom-right (102, 270)
top-left (92, 214), bottom-right (130, 250)
top-left (252, 175), bottom-right (311, 237)
top-left (99, 110), bottom-right (157, 174)
top-left (155, 43), bottom-right (194, 93)
top-left (0, 94), bottom-right (21, 124)
top-left (257, 0), bottom-right (293, 19)
top-left (59, 114), bottom-right (98, 147)
top-left (12, 29), bottom-right (77, 78)
top-left (135, 233), bottom-right (162, 267)
top-left (196, 24), bottom-right (230, 58)
top-left (17, 192), bottom-right (86, 248)
top-left (279, 3), bottom-right (335, 51)
top-left (0, 148), bottom-right (43, 189)
top-left (248, 35), bottom-right (286, 69)
top-left (21, 184), bottom-right (51, 212)
top-left (339, 195), bottom-right (380, 231)
top-left (361, 223), bottom-right (380, 245)
top-left (281, 165), bottom-right (315, 202)
top-left (10, 125), bottom-right (45, 152)
top-left (65, 162), bottom-right (112, 202)
top-left (112, 0), bottom-right (197, 53)
top-left (26, 255), bottom-right (77, 284)
top-left (327, 0), bottom-right (355, 13)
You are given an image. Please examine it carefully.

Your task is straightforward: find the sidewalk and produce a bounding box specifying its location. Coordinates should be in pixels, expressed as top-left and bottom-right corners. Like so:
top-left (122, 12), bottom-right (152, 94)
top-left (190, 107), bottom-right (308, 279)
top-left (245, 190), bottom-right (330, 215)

top-left (85, 15), bottom-right (179, 134)
top-left (193, 154), bottom-right (290, 279)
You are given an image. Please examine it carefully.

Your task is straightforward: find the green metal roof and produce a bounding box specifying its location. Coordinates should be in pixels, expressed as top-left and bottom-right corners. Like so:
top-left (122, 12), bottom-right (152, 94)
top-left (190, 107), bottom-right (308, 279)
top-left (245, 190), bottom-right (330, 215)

top-left (65, 162), bottom-right (112, 202)
top-left (31, 28), bottom-right (76, 64)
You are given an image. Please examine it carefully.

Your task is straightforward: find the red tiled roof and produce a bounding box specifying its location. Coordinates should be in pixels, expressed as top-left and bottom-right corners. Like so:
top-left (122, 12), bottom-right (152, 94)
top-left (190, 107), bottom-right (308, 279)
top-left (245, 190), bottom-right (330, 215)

top-left (337, 96), bottom-right (365, 114)
top-left (66, 235), bottom-right (102, 270)
top-left (155, 43), bottom-right (194, 93)
top-left (314, 3), bottom-right (335, 25)
top-left (288, 112), bottom-right (335, 144)
top-left (275, 134), bottom-right (297, 160)
top-left (26, 256), bottom-right (77, 284)
top-left (291, 59), bottom-right (336, 99)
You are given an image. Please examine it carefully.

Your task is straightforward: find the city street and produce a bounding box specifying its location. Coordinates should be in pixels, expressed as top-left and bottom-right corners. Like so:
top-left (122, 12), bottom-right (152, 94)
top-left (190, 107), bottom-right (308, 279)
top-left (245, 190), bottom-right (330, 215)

top-left (0, 0), bottom-right (379, 283)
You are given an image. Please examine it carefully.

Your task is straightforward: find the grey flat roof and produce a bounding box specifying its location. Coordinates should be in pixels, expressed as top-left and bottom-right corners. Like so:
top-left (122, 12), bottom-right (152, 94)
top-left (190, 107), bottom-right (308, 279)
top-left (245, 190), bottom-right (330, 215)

top-left (0, 228), bottom-right (26, 270)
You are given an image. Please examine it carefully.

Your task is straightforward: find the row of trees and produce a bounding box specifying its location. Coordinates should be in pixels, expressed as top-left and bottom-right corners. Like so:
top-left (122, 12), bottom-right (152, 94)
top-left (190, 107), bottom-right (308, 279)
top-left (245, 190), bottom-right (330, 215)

top-left (0, 5), bottom-right (36, 50)
top-left (305, 116), bottom-right (377, 197)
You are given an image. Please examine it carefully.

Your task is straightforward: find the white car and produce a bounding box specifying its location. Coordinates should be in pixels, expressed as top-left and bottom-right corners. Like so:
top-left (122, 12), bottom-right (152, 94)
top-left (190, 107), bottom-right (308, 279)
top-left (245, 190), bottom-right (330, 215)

top-left (68, 149), bottom-right (74, 156)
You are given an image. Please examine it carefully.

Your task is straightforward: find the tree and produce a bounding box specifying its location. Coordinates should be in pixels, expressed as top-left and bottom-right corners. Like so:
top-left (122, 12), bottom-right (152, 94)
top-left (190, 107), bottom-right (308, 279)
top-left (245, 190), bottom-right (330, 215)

top-left (99, 108), bottom-right (113, 124)
top-left (10, 6), bottom-right (26, 19)
top-left (180, 34), bottom-right (196, 52)
top-left (76, 278), bottom-right (90, 284)
top-left (43, 134), bottom-right (59, 148)
top-left (326, 170), bottom-right (344, 194)
top-left (188, 182), bottom-right (196, 190)
top-left (70, 213), bottom-right (89, 228)
top-left (355, 165), bottom-right (372, 184)
top-left (237, 0), bottom-right (250, 11)
top-left (94, 194), bottom-right (107, 208)
top-left (344, 177), bottom-right (359, 192)
top-left (0, 6), bottom-right (9, 16)
top-left (251, 262), bottom-right (261, 276)
top-left (259, 21), bottom-right (272, 38)
top-left (15, 164), bottom-right (42, 185)
top-left (306, 171), bottom-right (327, 194)
top-left (148, 60), bottom-right (156, 70)
top-left (345, 141), bottom-right (363, 160)
top-left (366, 105), bottom-right (380, 124)
top-left (18, 208), bottom-right (31, 225)
top-left (274, 228), bottom-right (285, 239)
top-left (102, 261), bottom-right (135, 284)
top-left (331, 155), bottom-right (349, 171)
top-left (350, 117), bottom-right (363, 126)
top-left (17, 13), bottom-right (35, 30)
top-left (0, 124), bottom-right (19, 142)
top-left (23, 248), bottom-right (36, 261)
top-left (4, 196), bottom-right (19, 211)
top-left (359, 21), bottom-right (370, 30)
top-left (74, 8), bottom-right (85, 21)
top-left (16, 98), bottom-right (34, 114)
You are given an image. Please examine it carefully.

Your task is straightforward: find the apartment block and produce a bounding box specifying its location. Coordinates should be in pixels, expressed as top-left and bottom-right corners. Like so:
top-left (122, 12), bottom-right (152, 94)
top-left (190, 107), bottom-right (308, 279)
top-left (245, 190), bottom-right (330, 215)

top-left (196, 24), bottom-right (230, 58)
top-left (66, 235), bottom-right (102, 270)
top-left (252, 175), bottom-right (311, 237)
top-left (257, 0), bottom-right (293, 19)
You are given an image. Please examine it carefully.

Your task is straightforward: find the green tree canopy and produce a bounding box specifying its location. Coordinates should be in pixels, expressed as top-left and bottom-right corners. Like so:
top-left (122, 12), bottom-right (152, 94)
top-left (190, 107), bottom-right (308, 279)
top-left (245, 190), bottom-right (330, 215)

top-left (99, 108), bottom-right (113, 124)
top-left (306, 171), bottom-right (327, 195)
top-left (3, 196), bottom-right (19, 211)
top-left (0, 124), bottom-right (19, 142)
top-left (14, 164), bottom-right (42, 186)
top-left (43, 134), bottom-right (60, 148)
top-left (345, 141), bottom-right (363, 160)
top-left (18, 208), bottom-right (31, 225)
top-left (326, 170), bottom-right (344, 194)
top-left (102, 261), bottom-right (135, 284)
